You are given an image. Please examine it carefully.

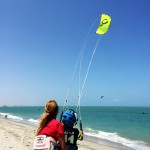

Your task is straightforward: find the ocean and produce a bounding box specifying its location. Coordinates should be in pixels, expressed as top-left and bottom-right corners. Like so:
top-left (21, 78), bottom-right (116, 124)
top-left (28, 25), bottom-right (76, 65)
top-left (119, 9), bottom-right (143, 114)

top-left (0, 106), bottom-right (150, 150)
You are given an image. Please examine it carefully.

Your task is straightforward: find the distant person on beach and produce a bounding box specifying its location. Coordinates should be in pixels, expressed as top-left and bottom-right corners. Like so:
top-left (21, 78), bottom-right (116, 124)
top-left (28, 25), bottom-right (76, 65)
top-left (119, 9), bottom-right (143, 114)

top-left (36, 100), bottom-right (66, 150)
top-left (5, 115), bottom-right (7, 118)
top-left (61, 109), bottom-right (83, 150)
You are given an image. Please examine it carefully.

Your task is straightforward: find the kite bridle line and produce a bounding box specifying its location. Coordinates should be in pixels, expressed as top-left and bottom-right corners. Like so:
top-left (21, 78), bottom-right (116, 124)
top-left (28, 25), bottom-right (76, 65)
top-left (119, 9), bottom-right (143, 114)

top-left (76, 14), bottom-right (111, 129)
top-left (64, 16), bottom-right (99, 108)
top-left (60, 46), bottom-right (83, 121)
top-left (76, 25), bottom-right (99, 130)
top-left (76, 35), bottom-right (102, 130)
top-left (60, 16), bottom-right (102, 131)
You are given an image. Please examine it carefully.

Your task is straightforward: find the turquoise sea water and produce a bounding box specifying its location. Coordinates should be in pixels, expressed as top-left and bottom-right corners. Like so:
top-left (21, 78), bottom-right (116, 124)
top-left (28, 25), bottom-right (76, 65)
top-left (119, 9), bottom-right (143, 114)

top-left (0, 106), bottom-right (150, 150)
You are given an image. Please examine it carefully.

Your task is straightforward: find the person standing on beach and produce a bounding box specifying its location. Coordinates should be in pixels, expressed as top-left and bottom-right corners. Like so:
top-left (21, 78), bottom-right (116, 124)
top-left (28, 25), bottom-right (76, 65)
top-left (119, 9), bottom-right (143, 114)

top-left (36, 100), bottom-right (66, 150)
top-left (61, 109), bottom-right (83, 150)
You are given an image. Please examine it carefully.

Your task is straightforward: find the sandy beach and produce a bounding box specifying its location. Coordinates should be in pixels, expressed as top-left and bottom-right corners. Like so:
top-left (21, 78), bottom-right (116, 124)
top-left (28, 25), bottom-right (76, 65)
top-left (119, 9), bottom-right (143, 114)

top-left (0, 117), bottom-right (122, 150)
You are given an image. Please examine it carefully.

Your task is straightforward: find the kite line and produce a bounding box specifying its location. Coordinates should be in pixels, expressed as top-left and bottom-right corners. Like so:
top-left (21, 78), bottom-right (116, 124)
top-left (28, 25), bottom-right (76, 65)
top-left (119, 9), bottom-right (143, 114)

top-left (60, 14), bottom-right (112, 131)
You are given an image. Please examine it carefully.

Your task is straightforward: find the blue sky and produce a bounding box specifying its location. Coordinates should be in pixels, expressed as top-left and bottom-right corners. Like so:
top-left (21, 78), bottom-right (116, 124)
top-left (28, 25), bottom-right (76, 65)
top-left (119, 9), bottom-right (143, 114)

top-left (0, 0), bottom-right (150, 106)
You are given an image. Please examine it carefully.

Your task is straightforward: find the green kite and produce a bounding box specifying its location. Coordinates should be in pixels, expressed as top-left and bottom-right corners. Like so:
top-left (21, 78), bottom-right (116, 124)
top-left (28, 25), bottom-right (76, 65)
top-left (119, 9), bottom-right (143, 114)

top-left (96, 14), bottom-right (111, 34)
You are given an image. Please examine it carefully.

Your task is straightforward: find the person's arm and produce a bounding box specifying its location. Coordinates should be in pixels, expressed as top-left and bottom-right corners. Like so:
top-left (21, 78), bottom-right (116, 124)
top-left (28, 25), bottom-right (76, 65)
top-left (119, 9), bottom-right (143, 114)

top-left (58, 136), bottom-right (67, 150)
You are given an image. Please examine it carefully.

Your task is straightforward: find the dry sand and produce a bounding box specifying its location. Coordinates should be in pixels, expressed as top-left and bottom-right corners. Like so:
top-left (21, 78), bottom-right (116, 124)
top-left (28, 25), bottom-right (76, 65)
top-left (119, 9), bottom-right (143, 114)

top-left (0, 118), bottom-right (122, 150)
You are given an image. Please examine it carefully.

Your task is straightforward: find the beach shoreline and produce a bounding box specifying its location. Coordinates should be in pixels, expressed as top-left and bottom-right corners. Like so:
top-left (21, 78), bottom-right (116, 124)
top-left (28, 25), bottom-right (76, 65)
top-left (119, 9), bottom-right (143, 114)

top-left (0, 117), bottom-right (123, 150)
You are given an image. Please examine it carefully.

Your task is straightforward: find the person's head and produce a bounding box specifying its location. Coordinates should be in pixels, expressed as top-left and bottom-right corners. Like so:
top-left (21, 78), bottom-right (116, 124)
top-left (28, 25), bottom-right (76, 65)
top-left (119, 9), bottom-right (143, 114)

top-left (62, 109), bottom-right (77, 128)
top-left (36, 100), bottom-right (59, 135)
top-left (45, 100), bottom-right (59, 118)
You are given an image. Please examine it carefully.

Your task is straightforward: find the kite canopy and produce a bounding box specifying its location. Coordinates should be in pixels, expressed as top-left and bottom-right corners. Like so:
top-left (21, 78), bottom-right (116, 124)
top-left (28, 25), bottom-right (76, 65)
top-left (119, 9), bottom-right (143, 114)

top-left (96, 14), bottom-right (111, 35)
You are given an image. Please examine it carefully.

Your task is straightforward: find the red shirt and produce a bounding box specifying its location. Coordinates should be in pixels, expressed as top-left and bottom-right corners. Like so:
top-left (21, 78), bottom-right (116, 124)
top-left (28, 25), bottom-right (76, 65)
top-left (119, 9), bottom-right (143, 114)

top-left (38, 119), bottom-right (64, 141)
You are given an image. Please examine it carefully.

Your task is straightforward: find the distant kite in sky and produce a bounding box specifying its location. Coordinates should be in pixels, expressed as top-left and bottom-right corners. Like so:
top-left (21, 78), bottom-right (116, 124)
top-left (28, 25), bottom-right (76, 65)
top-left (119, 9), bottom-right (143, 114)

top-left (96, 14), bottom-right (111, 35)
top-left (101, 96), bottom-right (104, 99)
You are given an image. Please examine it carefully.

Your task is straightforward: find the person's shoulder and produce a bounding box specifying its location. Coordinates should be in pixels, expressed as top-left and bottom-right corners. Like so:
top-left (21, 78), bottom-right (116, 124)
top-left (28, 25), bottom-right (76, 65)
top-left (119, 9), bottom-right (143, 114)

top-left (73, 128), bottom-right (79, 131)
top-left (52, 119), bottom-right (64, 127)
top-left (51, 119), bottom-right (61, 124)
top-left (73, 128), bottom-right (79, 133)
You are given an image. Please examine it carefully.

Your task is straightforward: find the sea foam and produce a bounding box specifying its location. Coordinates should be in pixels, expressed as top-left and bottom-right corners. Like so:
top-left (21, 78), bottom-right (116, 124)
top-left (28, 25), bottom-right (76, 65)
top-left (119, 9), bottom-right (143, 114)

top-left (84, 127), bottom-right (150, 150)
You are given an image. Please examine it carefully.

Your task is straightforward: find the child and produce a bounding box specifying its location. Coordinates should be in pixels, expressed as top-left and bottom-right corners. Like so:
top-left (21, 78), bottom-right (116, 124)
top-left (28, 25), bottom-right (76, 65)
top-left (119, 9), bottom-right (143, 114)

top-left (61, 109), bottom-right (83, 150)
